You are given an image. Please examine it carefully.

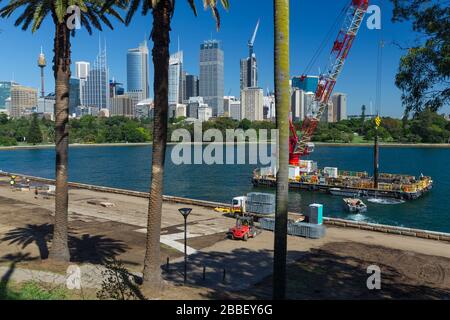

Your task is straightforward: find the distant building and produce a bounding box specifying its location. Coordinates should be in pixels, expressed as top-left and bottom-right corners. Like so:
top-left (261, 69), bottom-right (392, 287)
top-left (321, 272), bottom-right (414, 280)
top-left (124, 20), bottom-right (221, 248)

top-left (199, 40), bottom-right (224, 116)
top-left (186, 97), bottom-right (204, 118)
top-left (127, 39), bottom-right (149, 102)
top-left (331, 93), bottom-right (347, 122)
top-left (169, 103), bottom-right (187, 119)
top-left (109, 79), bottom-right (124, 98)
top-left (69, 78), bottom-right (81, 116)
top-left (316, 100), bottom-right (334, 123)
top-left (184, 74), bottom-right (199, 101)
top-left (241, 87), bottom-right (264, 121)
top-left (198, 105), bottom-right (213, 122)
top-left (292, 75), bottom-right (319, 93)
top-left (83, 44), bottom-right (109, 110)
top-left (224, 96), bottom-right (241, 120)
top-left (175, 104), bottom-right (187, 118)
top-left (9, 85), bottom-right (38, 118)
top-left (135, 98), bottom-right (154, 119)
top-left (169, 51), bottom-right (184, 104)
top-left (240, 55), bottom-right (257, 91)
top-left (263, 94), bottom-right (276, 120)
top-left (111, 95), bottom-right (134, 118)
top-left (0, 81), bottom-right (17, 109)
top-left (74, 61), bottom-right (90, 110)
top-left (37, 95), bottom-right (55, 117)
top-left (75, 61), bottom-right (90, 80)
top-left (291, 88), bottom-right (306, 121)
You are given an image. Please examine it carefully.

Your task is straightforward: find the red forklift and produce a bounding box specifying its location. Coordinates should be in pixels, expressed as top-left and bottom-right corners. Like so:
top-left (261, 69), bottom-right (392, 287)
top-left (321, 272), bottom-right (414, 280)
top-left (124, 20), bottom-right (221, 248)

top-left (227, 216), bottom-right (259, 241)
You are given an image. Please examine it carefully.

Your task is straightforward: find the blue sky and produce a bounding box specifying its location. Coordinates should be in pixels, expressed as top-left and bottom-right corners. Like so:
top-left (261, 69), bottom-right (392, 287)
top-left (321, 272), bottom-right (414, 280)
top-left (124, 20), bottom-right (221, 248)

top-left (0, 0), bottom-right (443, 118)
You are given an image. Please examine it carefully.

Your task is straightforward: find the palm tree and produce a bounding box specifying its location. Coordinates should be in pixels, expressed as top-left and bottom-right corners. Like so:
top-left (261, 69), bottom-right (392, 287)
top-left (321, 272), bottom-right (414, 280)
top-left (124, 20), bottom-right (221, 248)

top-left (273, 0), bottom-right (290, 300)
top-left (0, 0), bottom-right (126, 262)
top-left (124, 0), bottom-right (229, 293)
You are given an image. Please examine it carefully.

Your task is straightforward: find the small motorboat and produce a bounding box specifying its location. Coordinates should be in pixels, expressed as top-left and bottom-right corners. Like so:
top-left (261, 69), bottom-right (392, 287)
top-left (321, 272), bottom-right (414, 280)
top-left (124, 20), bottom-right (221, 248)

top-left (343, 198), bottom-right (367, 213)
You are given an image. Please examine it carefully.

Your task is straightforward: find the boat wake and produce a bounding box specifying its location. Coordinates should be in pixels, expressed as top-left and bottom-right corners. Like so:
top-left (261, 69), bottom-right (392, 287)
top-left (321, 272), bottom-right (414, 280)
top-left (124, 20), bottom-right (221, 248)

top-left (367, 198), bottom-right (405, 205)
top-left (346, 213), bottom-right (368, 222)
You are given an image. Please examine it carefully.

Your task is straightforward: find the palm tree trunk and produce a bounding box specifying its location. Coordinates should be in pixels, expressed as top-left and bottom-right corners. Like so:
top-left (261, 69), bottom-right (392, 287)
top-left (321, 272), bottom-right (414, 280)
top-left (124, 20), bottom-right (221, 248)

top-left (49, 21), bottom-right (71, 262)
top-left (142, 0), bottom-right (173, 293)
top-left (273, 0), bottom-right (290, 300)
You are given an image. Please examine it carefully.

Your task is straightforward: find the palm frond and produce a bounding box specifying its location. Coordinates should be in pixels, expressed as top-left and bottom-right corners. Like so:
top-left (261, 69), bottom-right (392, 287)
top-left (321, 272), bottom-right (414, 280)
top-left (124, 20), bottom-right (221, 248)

top-left (0, 0), bottom-right (126, 33)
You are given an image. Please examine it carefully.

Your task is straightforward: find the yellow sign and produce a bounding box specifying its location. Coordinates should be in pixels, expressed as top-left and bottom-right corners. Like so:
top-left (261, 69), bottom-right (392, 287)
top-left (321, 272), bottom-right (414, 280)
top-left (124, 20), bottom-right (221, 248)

top-left (375, 116), bottom-right (381, 127)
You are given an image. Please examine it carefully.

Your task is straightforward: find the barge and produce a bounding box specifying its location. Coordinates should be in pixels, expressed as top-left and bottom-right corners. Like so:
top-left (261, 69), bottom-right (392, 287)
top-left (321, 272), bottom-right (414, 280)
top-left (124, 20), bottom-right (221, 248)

top-left (252, 162), bottom-right (433, 201)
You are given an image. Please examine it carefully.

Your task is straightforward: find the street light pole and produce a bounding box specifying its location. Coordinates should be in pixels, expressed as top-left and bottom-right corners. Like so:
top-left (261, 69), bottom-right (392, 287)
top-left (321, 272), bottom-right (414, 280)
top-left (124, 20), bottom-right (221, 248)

top-left (178, 208), bottom-right (192, 284)
top-left (184, 214), bottom-right (187, 284)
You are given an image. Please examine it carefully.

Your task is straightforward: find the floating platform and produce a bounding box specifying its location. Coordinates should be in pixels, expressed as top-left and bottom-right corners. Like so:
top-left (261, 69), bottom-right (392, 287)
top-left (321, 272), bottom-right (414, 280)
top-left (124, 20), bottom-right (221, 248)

top-left (252, 167), bottom-right (433, 201)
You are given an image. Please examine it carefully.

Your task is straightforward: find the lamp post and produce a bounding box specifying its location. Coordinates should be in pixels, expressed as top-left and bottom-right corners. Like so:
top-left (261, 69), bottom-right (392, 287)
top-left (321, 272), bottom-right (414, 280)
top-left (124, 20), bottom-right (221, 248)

top-left (178, 207), bottom-right (192, 284)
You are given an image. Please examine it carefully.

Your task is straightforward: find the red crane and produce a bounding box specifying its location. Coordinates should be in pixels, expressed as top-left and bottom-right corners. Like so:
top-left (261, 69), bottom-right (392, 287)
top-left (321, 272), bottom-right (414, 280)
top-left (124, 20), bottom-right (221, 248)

top-left (289, 0), bottom-right (369, 166)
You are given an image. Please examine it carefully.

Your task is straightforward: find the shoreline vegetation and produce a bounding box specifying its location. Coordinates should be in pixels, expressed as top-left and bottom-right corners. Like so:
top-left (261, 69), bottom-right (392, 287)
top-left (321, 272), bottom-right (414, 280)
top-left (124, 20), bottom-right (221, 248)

top-left (1, 109), bottom-right (450, 150)
top-left (1, 141), bottom-right (450, 151)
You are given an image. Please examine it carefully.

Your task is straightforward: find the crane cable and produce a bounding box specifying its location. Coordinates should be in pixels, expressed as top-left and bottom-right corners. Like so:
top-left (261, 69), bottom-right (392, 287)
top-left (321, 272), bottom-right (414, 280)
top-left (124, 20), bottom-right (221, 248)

top-left (303, 2), bottom-right (350, 76)
top-left (375, 0), bottom-right (385, 117)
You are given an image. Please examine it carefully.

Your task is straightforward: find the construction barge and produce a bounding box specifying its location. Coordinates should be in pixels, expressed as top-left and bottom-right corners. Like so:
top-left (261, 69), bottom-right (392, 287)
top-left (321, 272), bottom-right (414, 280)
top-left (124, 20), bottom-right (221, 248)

top-left (252, 161), bottom-right (433, 201)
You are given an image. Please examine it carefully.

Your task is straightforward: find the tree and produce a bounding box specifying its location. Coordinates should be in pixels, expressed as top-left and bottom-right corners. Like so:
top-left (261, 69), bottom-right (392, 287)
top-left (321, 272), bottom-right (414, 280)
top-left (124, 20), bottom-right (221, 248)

top-left (27, 113), bottom-right (43, 145)
top-left (391, 0), bottom-right (450, 117)
top-left (124, 0), bottom-right (229, 295)
top-left (0, 0), bottom-right (126, 262)
top-left (273, 0), bottom-right (289, 300)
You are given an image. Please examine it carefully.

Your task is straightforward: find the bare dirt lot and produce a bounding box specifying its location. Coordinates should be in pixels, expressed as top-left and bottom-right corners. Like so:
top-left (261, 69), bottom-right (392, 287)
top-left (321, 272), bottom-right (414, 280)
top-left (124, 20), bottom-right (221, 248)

top-left (0, 179), bottom-right (449, 300)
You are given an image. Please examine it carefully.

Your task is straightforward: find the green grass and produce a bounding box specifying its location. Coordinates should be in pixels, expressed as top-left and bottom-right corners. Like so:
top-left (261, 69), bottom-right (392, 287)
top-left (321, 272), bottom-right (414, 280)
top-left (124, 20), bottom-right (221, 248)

top-left (0, 281), bottom-right (67, 300)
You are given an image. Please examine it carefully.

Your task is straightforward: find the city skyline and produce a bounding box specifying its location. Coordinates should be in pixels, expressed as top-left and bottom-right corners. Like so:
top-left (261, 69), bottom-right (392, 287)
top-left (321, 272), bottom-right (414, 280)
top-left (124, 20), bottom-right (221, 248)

top-left (0, 0), bottom-right (445, 118)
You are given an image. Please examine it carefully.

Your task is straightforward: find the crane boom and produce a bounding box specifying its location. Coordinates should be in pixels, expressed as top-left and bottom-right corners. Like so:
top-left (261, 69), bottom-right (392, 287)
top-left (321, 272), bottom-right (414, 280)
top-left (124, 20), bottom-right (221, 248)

top-left (248, 19), bottom-right (260, 52)
top-left (289, 0), bottom-right (369, 165)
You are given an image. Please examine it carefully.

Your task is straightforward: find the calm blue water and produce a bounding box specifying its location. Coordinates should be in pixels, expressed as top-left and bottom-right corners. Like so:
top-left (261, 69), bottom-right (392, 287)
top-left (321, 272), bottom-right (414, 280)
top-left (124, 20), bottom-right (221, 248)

top-left (0, 145), bottom-right (449, 233)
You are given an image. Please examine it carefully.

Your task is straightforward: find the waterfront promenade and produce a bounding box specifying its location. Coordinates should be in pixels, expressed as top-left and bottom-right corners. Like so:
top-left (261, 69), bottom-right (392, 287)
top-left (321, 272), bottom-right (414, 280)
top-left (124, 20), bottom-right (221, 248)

top-left (0, 176), bottom-right (449, 299)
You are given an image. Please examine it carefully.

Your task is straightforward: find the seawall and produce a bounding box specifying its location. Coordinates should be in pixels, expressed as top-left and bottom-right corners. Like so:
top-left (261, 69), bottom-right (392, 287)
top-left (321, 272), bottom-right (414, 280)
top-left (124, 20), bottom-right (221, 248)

top-left (1, 171), bottom-right (449, 243)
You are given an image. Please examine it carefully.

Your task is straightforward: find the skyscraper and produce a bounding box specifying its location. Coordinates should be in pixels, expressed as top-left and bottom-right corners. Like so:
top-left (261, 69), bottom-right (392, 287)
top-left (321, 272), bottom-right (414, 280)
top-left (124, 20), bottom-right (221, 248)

top-left (240, 55), bottom-right (257, 90)
top-left (83, 42), bottom-right (109, 110)
top-left (75, 61), bottom-right (89, 109)
top-left (241, 87), bottom-right (264, 121)
top-left (127, 39), bottom-right (149, 102)
top-left (199, 40), bottom-right (224, 117)
top-left (184, 74), bottom-right (199, 101)
top-left (240, 20), bottom-right (259, 91)
top-left (332, 93), bottom-right (347, 122)
top-left (69, 78), bottom-right (81, 116)
top-left (291, 88), bottom-right (305, 121)
top-left (169, 51), bottom-right (183, 104)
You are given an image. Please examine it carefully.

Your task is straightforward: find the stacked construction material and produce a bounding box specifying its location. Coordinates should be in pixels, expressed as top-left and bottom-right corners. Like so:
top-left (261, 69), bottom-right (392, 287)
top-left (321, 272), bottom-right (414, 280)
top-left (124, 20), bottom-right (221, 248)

top-left (259, 218), bottom-right (326, 239)
top-left (246, 192), bottom-right (275, 215)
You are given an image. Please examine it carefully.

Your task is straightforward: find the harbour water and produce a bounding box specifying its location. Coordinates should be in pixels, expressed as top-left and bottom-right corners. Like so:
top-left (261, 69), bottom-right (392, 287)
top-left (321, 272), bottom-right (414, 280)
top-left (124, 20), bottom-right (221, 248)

top-left (0, 144), bottom-right (448, 233)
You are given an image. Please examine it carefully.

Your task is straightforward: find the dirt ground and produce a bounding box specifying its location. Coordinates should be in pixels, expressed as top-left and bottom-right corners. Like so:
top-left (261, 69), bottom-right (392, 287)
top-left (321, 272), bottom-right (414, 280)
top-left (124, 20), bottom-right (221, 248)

top-left (1, 179), bottom-right (450, 300)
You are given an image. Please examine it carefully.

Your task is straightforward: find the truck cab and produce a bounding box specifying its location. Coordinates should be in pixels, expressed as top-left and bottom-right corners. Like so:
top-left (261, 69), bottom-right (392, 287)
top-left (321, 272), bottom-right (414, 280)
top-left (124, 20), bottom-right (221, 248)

top-left (231, 196), bottom-right (247, 216)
